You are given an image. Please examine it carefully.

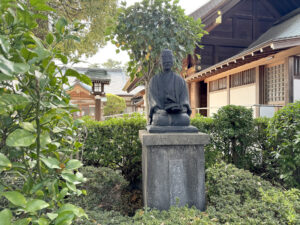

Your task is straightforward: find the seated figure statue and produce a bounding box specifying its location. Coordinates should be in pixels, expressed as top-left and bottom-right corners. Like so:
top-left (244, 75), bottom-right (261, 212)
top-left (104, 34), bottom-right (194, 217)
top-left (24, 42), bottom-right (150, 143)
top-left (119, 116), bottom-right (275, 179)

top-left (147, 49), bottom-right (198, 133)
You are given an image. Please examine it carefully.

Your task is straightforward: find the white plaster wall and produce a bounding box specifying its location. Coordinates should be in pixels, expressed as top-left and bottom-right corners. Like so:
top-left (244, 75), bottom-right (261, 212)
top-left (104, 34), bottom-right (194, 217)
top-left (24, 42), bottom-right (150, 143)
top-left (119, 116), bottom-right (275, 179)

top-left (230, 84), bottom-right (256, 106)
top-left (294, 79), bottom-right (300, 102)
top-left (209, 90), bottom-right (227, 116)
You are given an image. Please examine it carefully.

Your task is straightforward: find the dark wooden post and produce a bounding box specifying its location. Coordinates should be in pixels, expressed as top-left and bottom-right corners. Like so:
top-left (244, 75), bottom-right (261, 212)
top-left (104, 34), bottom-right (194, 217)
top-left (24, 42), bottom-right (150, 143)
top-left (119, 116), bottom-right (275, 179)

top-left (95, 95), bottom-right (101, 121)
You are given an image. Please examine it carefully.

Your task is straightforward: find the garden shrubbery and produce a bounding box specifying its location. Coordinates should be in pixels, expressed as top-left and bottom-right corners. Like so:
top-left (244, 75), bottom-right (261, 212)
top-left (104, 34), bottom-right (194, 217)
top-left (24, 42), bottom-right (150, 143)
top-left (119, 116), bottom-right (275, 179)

top-left (268, 101), bottom-right (300, 188)
top-left (74, 163), bottom-right (300, 225)
top-left (80, 114), bottom-right (146, 187)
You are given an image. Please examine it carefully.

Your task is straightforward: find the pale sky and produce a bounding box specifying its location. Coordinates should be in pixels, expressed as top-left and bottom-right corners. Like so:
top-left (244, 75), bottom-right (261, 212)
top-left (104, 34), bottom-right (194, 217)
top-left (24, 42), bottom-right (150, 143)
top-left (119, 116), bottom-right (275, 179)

top-left (78, 0), bottom-right (210, 67)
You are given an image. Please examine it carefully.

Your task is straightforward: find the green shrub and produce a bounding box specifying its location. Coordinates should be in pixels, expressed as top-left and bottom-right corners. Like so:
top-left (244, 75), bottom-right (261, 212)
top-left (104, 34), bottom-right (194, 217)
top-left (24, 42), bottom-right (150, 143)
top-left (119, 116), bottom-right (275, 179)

top-left (206, 163), bottom-right (300, 224)
top-left (75, 209), bottom-right (132, 225)
top-left (80, 114), bottom-right (146, 186)
top-left (190, 114), bottom-right (214, 133)
top-left (212, 105), bottom-right (254, 169)
top-left (191, 114), bottom-right (222, 168)
top-left (132, 206), bottom-right (217, 225)
top-left (268, 101), bottom-right (300, 188)
top-left (250, 117), bottom-right (273, 176)
top-left (69, 166), bottom-right (128, 211)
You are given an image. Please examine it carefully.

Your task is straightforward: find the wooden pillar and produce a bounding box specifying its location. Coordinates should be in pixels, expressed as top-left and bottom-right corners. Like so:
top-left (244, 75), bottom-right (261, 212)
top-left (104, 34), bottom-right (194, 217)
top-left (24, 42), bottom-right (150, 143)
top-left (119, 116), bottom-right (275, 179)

top-left (288, 57), bottom-right (295, 103)
top-left (95, 95), bottom-right (101, 121)
top-left (190, 82), bottom-right (200, 117)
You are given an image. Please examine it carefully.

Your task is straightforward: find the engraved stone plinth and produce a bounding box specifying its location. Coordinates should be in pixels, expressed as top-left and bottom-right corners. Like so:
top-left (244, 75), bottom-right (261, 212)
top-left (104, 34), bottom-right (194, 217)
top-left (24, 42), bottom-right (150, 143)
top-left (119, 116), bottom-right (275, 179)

top-left (139, 130), bottom-right (210, 211)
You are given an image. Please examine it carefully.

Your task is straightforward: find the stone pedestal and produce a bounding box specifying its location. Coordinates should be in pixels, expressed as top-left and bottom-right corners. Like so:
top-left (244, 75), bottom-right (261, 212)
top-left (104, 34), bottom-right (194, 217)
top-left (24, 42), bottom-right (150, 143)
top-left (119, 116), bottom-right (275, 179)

top-left (139, 130), bottom-right (210, 211)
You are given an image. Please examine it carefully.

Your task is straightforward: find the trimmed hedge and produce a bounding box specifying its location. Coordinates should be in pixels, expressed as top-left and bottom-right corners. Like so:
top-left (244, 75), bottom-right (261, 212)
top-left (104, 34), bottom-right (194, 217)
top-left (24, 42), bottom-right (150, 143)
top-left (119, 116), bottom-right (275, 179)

top-left (80, 114), bottom-right (146, 186)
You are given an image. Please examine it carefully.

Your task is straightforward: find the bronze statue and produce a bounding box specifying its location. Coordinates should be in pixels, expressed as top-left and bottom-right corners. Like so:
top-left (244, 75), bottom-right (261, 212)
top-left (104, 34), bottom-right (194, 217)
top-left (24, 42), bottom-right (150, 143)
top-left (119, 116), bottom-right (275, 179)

top-left (147, 49), bottom-right (198, 133)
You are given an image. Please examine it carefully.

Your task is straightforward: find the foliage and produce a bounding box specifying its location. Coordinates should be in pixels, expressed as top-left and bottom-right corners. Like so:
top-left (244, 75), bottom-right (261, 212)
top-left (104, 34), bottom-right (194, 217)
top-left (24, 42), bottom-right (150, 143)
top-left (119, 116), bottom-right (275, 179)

top-left (212, 105), bottom-right (255, 169)
top-left (76, 209), bottom-right (132, 225)
top-left (80, 114), bottom-right (146, 186)
top-left (0, 0), bottom-right (90, 223)
top-left (268, 101), bottom-right (300, 188)
top-left (69, 166), bottom-right (128, 211)
top-left (133, 206), bottom-right (217, 225)
top-left (190, 114), bottom-right (214, 133)
top-left (101, 59), bottom-right (123, 69)
top-left (47, 0), bottom-right (118, 57)
top-left (206, 163), bottom-right (300, 224)
top-left (108, 0), bottom-right (207, 119)
top-left (190, 114), bottom-right (221, 168)
top-left (103, 93), bottom-right (126, 116)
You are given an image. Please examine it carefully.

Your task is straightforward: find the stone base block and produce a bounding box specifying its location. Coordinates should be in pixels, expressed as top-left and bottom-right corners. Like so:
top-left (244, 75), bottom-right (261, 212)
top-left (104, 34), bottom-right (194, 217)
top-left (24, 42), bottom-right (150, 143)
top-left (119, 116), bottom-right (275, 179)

top-left (139, 130), bottom-right (209, 211)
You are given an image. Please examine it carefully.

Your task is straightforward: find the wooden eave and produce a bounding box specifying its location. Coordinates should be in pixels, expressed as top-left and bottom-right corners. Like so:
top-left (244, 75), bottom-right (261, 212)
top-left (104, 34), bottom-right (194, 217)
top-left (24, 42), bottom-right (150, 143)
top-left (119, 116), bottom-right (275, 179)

top-left (122, 76), bottom-right (143, 93)
top-left (185, 37), bottom-right (300, 83)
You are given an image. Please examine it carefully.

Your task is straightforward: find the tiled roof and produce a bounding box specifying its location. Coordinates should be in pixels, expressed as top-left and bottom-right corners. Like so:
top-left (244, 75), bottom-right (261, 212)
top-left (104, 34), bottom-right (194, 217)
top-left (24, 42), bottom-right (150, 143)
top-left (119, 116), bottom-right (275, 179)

top-left (249, 9), bottom-right (300, 48)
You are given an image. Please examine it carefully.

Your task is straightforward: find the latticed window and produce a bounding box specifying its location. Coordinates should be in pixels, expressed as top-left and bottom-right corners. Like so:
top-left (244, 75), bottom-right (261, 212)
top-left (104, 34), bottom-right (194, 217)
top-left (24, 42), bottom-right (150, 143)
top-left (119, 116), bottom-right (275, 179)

top-left (94, 83), bottom-right (101, 92)
top-left (265, 64), bottom-right (285, 103)
top-left (209, 77), bottom-right (227, 92)
top-left (230, 68), bottom-right (255, 88)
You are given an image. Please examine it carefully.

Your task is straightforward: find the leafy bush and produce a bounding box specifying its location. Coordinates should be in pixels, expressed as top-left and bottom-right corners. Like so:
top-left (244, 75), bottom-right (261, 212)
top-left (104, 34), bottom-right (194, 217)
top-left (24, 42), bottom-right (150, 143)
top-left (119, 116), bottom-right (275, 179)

top-left (190, 114), bottom-right (214, 133)
top-left (69, 166), bottom-right (128, 211)
top-left (268, 101), bottom-right (300, 188)
top-left (212, 105), bottom-right (255, 169)
top-left (191, 114), bottom-right (222, 168)
top-left (104, 93), bottom-right (126, 116)
top-left (80, 114), bottom-right (146, 186)
top-left (206, 163), bottom-right (300, 224)
top-left (0, 0), bottom-right (91, 223)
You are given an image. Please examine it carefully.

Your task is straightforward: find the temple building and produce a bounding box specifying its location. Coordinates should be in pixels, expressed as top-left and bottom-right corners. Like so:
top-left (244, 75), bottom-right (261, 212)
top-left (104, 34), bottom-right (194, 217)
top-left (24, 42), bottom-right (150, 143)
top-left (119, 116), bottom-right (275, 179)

top-left (67, 68), bottom-right (141, 120)
top-left (185, 0), bottom-right (300, 117)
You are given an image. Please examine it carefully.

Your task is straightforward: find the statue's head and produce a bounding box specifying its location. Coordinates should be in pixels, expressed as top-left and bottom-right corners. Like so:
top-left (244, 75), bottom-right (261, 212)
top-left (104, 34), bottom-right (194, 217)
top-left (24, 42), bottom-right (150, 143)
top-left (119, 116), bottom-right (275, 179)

top-left (161, 49), bottom-right (173, 71)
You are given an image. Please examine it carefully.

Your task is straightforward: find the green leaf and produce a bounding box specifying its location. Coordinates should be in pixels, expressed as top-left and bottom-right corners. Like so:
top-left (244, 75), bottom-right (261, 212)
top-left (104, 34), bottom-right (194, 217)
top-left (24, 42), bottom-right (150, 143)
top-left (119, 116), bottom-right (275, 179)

top-left (2, 191), bottom-right (27, 207)
top-left (0, 35), bottom-right (10, 54)
top-left (46, 33), bottom-right (54, 45)
top-left (58, 204), bottom-right (86, 218)
top-left (30, 0), bottom-right (55, 11)
top-left (6, 129), bottom-right (36, 147)
top-left (0, 73), bottom-right (14, 81)
top-left (14, 218), bottom-right (32, 225)
top-left (55, 54), bottom-right (68, 64)
top-left (25, 199), bottom-right (49, 213)
top-left (54, 211), bottom-right (74, 225)
top-left (0, 209), bottom-right (12, 225)
top-left (0, 153), bottom-right (12, 168)
top-left (47, 213), bottom-right (58, 221)
top-left (65, 160), bottom-right (82, 170)
top-left (37, 218), bottom-right (49, 225)
top-left (0, 94), bottom-right (29, 113)
top-left (20, 122), bottom-right (36, 132)
top-left (61, 172), bottom-right (85, 185)
top-left (40, 132), bottom-right (51, 148)
top-left (0, 55), bottom-right (30, 76)
top-left (41, 157), bottom-right (60, 169)
top-left (64, 69), bottom-right (92, 85)
top-left (56, 18), bottom-right (68, 34)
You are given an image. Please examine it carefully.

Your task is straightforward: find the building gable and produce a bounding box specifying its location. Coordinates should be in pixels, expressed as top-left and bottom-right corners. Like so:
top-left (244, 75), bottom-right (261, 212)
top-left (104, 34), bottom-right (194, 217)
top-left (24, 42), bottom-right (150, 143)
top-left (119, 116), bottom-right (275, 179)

top-left (197, 0), bottom-right (281, 70)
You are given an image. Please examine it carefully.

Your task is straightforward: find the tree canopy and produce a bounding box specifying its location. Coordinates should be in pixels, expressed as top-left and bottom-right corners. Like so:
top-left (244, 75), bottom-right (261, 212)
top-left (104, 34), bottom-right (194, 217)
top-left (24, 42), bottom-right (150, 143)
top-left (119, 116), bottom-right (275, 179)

top-left (108, 0), bottom-right (207, 117)
top-left (104, 93), bottom-right (126, 116)
top-left (101, 59), bottom-right (123, 69)
top-left (47, 0), bottom-right (118, 57)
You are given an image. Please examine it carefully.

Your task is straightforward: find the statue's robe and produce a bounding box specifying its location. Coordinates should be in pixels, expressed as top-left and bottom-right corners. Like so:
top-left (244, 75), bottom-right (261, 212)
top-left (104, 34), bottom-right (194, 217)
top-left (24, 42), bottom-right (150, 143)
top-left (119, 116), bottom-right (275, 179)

top-left (148, 72), bottom-right (191, 124)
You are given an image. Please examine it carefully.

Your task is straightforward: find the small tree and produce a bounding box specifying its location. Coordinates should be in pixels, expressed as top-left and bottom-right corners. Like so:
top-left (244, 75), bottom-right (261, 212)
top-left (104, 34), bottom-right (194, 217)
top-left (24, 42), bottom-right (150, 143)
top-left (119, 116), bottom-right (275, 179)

top-left (0, 0), bottom-right (90, 223)
top-left (108, 0), bottom-right (206, 120)
top-left (104, 94), bottom-right (126, 116)
top-left (101, 59), bottom-right (123, 69)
